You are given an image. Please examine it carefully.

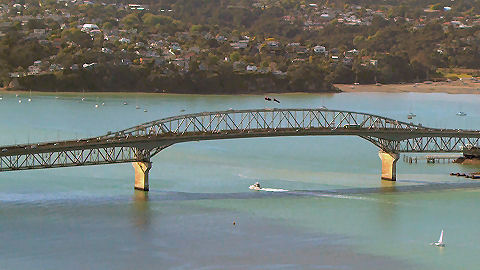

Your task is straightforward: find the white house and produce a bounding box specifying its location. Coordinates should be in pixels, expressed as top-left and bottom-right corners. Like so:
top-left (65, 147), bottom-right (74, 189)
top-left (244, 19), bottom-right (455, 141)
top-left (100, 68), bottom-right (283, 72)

top-left (81, 23), bottom-right (99, 33)
top-left (119, 37), bottom-right (131, 43)
top-left (345, 49), bottom-right (359, 57)
top-left (246, 65), bottom-right (257, 72)
top-left (313, 45), bottom-right (327, 55)
top-left (101, 47), bottom-right (113, 54)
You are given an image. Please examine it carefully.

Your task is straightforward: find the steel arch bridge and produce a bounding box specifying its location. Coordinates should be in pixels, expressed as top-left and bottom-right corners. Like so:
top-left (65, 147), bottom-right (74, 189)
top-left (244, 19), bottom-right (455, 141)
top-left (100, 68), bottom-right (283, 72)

top-left (0, 108), bottom-right (479, 190)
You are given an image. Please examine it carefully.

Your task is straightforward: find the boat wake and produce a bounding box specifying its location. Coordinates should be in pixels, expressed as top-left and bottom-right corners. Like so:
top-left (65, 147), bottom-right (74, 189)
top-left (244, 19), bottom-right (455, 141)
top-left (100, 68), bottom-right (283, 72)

top-left (289, 191), bottom-right (378, 201)
top-left (257, 188), bottom-right (289, 192)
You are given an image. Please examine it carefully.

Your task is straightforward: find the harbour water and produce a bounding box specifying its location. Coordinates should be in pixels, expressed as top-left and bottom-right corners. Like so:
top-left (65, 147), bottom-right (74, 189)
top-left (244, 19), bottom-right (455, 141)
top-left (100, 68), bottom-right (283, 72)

top-left (1, 92), bottom-right (480, 269)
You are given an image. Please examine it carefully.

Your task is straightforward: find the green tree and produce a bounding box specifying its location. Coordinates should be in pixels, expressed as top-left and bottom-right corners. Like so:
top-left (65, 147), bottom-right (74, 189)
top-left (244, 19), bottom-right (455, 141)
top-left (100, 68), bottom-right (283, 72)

top-left (61, 28), bottom-right (93, 48)
top-left (26, 19), bottom-right (46, 30)
top-left (142, 13), bottom-right (172, 26)
top-left (122, 13), bottom-right (140, 28)
top-left (431, 3), bottom-right (443, 10)
top-left (230, 51), bottom-right (241, 62)
top-left (102, 22), bottom-right (113, 30)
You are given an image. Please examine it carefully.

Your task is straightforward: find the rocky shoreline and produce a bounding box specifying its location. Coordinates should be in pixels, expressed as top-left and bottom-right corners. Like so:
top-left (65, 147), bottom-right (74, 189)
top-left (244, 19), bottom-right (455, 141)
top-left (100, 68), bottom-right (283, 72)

top-left (453, 157), bottom-right (480, 165)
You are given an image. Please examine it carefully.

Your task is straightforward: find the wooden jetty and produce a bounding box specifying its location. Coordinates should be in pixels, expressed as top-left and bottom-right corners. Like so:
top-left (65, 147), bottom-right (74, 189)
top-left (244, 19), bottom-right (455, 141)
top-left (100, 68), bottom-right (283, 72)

top-left (403, 155), bottom-right (460, 164)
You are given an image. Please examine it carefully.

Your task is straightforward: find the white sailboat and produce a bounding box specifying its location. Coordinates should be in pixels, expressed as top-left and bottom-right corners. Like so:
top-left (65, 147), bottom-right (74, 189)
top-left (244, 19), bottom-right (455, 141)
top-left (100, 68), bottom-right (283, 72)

top-left (431, 230), bottom-right (445, 247)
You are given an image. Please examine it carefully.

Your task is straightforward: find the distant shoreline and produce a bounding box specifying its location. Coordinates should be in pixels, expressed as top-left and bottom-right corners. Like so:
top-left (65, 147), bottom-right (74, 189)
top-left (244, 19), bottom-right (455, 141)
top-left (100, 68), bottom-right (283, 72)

top-left (336, 81), bottom-right (480, 94)
top-left (3, 80), bottom-right (480, 95)
top-left (0, 86), bottom-right (340, 96)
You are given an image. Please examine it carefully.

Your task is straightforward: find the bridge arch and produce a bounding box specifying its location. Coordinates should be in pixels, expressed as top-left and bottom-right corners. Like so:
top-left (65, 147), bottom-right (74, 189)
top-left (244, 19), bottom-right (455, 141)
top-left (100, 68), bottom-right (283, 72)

top-left (104, 108), bottom-right (424, 153)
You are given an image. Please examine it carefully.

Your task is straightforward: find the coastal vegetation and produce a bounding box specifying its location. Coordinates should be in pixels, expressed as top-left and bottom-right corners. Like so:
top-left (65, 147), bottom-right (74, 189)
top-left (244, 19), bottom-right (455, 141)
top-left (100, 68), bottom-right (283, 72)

top-left (2, 0), bottom-right (480, 93)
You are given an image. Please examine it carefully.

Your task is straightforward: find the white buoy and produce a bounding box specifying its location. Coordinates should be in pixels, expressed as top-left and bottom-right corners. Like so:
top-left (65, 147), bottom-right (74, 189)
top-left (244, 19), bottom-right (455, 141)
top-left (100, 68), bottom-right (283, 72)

top-left (95, 104), bottom-right (99, 108)
top-left (28, 98), bottom-right (32, 102)
top-left (18, 99), bottom-right (22, 103)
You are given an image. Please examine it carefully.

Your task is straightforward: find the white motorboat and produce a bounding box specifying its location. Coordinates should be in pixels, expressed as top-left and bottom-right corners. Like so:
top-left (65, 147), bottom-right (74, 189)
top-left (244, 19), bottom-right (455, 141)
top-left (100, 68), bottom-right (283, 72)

top-left (457, 112), bottom-right (467, 116)
top-left (431, 230), bottom-right (445, 247)
top-left (249, 182), bottom-right (261, 191)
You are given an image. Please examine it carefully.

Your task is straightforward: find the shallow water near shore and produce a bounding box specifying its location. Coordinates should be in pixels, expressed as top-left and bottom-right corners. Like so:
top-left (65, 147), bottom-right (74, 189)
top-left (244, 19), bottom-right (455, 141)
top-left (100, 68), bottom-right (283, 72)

top-left (1, 91), bottom-right (480, 269)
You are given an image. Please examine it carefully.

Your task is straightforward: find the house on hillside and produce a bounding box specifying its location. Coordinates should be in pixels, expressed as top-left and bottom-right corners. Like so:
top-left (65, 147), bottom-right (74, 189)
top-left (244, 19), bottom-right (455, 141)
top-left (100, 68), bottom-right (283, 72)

top-left (246, 65), bottom-right (258, 72)
top-left (119, 37), bottom-right (131, 44)
top-left (230, 40), bottom-right (248, 49)
top-left (313, 45), bottom-right (327, 55)
top-left (345, 49), bottom-right (359, 57)
top-left (32, 28), bottom-right (46, 39)
top-left (81, 23), bottom-right (100, 33)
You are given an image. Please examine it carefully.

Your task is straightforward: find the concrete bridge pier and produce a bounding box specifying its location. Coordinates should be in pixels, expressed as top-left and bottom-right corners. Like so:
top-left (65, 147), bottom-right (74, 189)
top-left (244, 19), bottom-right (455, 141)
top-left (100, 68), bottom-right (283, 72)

top-left (132, 161), bottom-right (152, 191)
top-left (378, 150), bottom-right (399, 181)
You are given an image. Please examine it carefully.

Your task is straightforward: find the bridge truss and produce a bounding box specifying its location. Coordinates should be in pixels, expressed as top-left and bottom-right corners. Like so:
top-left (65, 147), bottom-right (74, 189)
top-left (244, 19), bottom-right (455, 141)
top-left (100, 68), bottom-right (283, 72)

top-left (0, 108), bottom-right (479, 171)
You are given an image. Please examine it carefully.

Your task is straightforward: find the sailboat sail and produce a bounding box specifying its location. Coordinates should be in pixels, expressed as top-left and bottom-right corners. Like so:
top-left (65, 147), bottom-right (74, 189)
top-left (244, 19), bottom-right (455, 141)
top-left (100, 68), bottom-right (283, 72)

top-left (438, 230), bottom-right (444, 243)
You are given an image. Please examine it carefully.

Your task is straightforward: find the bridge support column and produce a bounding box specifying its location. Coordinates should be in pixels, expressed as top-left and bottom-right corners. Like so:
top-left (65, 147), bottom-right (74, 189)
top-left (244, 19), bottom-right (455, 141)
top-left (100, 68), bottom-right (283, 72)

top-left (378, 151), bottom-right (399, 181)
top-left (132, 161), bottom-right (152, 191)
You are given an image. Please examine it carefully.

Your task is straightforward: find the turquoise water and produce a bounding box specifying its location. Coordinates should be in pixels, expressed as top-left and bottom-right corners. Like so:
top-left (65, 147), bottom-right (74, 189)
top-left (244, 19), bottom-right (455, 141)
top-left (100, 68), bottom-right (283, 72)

top-left (1, 92), bottom-right (480, 269)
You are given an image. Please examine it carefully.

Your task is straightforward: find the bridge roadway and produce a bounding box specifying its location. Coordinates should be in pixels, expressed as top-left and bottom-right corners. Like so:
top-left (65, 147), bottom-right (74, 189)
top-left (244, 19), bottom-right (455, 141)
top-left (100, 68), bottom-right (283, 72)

top-left (0, 108), bottom-right (479, 190)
